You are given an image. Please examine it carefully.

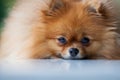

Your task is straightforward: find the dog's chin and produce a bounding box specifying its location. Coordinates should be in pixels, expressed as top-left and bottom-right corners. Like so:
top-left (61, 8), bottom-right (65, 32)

top-left (57, 53), bottom-right (85, 60)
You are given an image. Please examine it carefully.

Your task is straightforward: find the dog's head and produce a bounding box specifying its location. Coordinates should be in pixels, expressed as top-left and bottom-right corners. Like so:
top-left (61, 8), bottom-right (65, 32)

top-left (42, 0), bottom-right (117, 59)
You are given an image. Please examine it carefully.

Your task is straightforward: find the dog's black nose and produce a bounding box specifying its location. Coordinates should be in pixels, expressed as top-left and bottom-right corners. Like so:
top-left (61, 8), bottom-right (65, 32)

top-left (69, 48), bottom-right (79, 57)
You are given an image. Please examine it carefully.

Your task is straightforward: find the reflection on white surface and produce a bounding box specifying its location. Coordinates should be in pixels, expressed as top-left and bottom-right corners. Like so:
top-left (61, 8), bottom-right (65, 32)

top-left (0, 59), bottom-right (120, 80)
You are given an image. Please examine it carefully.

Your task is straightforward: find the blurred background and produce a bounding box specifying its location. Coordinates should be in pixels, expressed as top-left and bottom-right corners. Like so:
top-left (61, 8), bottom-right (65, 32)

top-left (0, 0), bottom-right (120, 33)
top-left (0, 0), bottom-right (15, 32)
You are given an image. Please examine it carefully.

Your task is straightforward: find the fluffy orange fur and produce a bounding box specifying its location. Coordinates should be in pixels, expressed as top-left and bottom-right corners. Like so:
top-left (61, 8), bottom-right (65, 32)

top-left (1, 0), bottom-right (120, 60)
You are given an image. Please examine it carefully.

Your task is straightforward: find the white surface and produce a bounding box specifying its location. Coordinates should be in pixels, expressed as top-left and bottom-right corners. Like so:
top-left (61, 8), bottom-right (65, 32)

top-left (0, 59), bottom-right (120, 80)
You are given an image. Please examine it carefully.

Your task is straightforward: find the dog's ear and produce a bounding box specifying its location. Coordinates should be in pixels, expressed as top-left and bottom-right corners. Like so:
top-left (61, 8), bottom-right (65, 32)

top-left (45, 0), bottom-right (66, 16)
top-left (87, 0), bottom-right (113, 18)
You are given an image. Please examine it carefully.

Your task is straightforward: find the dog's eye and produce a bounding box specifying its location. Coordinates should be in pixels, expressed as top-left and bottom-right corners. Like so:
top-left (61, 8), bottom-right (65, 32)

top-left (58, 37), bottom-right (67, 44)
top-left (81, 37), bottom-right (90, 45)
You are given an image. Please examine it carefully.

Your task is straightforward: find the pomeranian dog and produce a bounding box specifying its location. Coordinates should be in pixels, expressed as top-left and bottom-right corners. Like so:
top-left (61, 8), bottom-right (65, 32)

top-left (1, 0), bottom-right (120, 60)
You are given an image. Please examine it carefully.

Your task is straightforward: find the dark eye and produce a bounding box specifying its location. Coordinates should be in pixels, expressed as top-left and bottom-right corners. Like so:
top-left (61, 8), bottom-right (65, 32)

top-left (81, 37), bottom-right (90, 45)
top-left (58, 37), bottom-right (67, 44)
